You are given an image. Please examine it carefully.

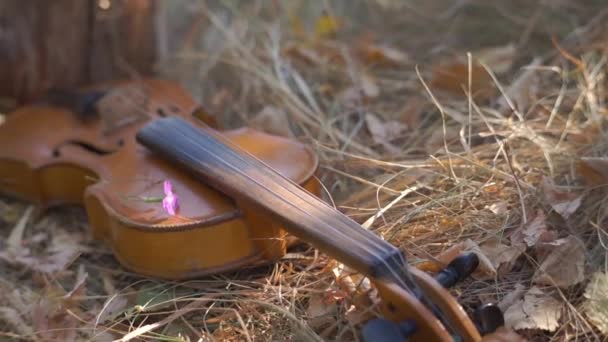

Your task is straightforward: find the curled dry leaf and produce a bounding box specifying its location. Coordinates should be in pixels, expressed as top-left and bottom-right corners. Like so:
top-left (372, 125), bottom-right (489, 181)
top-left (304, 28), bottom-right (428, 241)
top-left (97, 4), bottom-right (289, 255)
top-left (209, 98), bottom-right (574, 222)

top-left (504, 286), bottom-right (563, 332)
top-left (541, 177), bottom-right (582, 220)
top-left (249, 106), bottom-right (294, 138)
top-left (532, 235), bottom-right (586, 288)
top-left (583, 271), bottom-right (608, 335)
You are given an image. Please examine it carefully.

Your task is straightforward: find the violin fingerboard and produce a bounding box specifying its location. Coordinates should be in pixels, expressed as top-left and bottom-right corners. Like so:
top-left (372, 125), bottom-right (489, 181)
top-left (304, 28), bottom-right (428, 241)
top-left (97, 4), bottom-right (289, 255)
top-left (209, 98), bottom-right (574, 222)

top-left (136, 117), bottom-right (407, 283)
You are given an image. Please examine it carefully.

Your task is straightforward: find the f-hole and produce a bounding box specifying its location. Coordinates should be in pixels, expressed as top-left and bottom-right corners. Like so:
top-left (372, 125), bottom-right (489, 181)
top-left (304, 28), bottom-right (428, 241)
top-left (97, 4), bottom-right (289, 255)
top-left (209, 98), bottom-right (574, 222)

top-left (52, 139), bottom-right (119, 157)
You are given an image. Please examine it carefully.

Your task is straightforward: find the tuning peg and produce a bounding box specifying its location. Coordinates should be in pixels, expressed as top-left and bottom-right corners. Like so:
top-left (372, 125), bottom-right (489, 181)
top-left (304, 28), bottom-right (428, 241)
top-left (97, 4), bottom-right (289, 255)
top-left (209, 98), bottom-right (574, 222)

top-left (474, 303), bottom-right (505, 335)
top-left (434, 252), bottom-right (479, 289)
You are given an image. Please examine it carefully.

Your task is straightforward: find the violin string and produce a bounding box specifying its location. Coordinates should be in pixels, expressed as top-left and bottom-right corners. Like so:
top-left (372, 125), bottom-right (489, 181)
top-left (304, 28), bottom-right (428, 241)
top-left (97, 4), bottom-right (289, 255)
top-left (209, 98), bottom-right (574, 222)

top-left (113, 83), bottom-right (454, 333)
top-left (167, 119), bottom-right (458, 332)
top-left (167, 119), bottom-right (418, 293)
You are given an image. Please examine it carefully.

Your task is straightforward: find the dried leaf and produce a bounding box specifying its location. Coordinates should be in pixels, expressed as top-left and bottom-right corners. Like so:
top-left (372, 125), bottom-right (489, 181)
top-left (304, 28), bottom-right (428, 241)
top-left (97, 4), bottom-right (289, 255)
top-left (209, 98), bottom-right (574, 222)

top-left (284, 44), bottom-right (326, 66)
top-left (504, 286), bottom-right (563, 332)
top-left (511, 210), bottom-right (552, 248)
top-left (532, 235), bottom-right (585, 288)
top-left (360, 73), bottom-right (380, 98)
top-left (97, 296), bottom-right (129, 325)
top-left (315, 14), bottom-right (341, 38)
top-left (7, 205), bottom-right (33, 250)
top-left (31, 270), bottom-right (89, 341)
top-left (398, 97), bottom-right (425, 129)
top-left (578, 157), bottom-right (608, 185)
top-left (475, 43), bottom-right (516, 74)
top-left (498, 283), bottom-right (526, 312)
top-left (584, 271), bottom-right (608, 335)
top-left (541, 177), bottom-right (582, 219)
top-left (0, 307), bottom-right (33, 336)
top-left (249, 106), bottom-right (294, 137)
top-left (65, 265), bottom-right (88, 301)
top-left (306, 294), bottom-right (337, 329)
top-left (0, 236), bottom-right (81, 275)
top-left (498, 57), bottom-right (542, 113)
top-left (365, 113), bottom-right (407, 143)
top-left (479, 238), bottom-right (523, 275)
top-left (101, 272), bottom-right (117, 295)
top-left (357, 43), bottom-right (409, 65)
top-left (430, 61), bottom-right (494, 99)
top-left (485, 201), bottom-right (508, 215)
top-left (436, 239), bottom-right (497, 279)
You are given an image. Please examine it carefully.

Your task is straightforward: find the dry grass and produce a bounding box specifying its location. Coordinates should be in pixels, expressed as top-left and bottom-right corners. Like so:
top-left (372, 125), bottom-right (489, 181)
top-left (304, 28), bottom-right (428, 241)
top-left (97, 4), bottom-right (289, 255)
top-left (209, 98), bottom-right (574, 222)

top-left (3, 0), bottom-right (608, 341)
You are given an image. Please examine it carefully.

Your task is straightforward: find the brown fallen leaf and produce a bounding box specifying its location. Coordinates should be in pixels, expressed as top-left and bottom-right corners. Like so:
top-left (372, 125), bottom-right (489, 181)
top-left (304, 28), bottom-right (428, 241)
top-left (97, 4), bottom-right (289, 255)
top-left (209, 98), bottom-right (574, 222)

top-left (479, 238), bottom-right (524, 275)
top-left (578, 157), bottom-right (608, 186)
top-left (510, 210), bottom-right (553, 248)
top-left (532, 235), bottom-right (586, 288)
top-left (583, 271), bottom-right (608, 335)
top-left (541, 177), bottom-right (583, 219)
top-left (398, 97), bottom-right (425, 129)
top-left (283, 43), bottom-right (326, 66)
top-left (430, 60), bottom-right (495, 99)
top-left (249, 106), bottom-right (294, 138)
top-left (504, 286), bottom-right (563, 332)
top-left (356, 38), bottom-right (410, 66)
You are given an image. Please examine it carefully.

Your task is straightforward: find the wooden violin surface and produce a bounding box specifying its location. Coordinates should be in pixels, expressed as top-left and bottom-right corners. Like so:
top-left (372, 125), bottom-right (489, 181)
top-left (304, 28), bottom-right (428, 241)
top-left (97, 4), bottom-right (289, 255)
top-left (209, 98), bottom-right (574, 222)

top-left (0, 79), bottom-right (320, 279)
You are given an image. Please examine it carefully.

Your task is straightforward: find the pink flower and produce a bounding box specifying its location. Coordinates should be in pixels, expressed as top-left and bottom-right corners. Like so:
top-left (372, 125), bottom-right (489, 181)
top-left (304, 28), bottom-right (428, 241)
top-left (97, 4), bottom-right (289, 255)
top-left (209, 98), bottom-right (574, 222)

top-left (162, 180), bottom-right (179, 215)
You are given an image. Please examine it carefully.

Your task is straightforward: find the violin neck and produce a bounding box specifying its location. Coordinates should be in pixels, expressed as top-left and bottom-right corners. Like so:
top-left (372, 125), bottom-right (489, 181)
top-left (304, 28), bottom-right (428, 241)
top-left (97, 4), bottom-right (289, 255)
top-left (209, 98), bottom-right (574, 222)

top-left (136, 117), bottom-right (410, 284)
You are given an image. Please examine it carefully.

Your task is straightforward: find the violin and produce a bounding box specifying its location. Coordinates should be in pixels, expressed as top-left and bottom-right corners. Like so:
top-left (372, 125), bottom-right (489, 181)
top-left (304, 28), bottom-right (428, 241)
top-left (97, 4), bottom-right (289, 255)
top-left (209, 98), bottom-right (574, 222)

top-left (0, 79), bottom-right (520, 341)
top-left (0, 79), bottom-right (320, 279)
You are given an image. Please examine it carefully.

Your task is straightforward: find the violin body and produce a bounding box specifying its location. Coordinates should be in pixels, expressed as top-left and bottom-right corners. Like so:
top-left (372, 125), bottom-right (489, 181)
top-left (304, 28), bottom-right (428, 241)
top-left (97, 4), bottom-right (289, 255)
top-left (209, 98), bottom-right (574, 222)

top-left (0, 79), bottom-right (320, 279)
